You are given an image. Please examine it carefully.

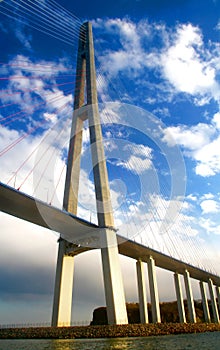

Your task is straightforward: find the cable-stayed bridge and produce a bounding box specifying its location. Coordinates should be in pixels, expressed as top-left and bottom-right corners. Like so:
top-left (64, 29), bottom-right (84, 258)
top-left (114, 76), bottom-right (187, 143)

top-left (1, 181), bottom-right (220, 326)
top-left (0, 1), bottom-right (220, 327)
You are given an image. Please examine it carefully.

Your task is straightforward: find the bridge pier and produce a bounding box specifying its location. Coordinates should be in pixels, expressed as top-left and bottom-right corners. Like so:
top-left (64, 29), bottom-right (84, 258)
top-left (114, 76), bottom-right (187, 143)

top-left (101, 228), bottom-right (128, 325)
top-left (199, 281), bottom-right (211, 323)
top-left (183, 270), bottom-right (196, 323)
top-left (174, 273), bottom-right (186, 323)
top-left (147, 256), bottom-right (161, 323)
top-left (136, 260), bottom-right (148, 324)
top-left (51, 240), bottom-right (74, 326)
top-left (208, 279), bottom-right (220, 323)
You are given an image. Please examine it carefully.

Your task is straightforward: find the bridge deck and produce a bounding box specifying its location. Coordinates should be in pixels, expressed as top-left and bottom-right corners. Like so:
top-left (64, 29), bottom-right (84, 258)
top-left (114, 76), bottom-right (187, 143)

top-left (1, 182), bottom-right (219, 285)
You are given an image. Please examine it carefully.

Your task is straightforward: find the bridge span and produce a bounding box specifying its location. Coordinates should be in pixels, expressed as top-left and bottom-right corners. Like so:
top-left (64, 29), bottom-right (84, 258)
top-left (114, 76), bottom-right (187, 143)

top-left (1, 182), bottom-right (219, 285)
top-left (1, 182), bottom-right (220, 324)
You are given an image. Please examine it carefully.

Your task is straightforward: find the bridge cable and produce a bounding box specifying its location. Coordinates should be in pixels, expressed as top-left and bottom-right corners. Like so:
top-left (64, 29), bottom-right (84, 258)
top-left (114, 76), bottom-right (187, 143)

top-left (0, 88), bottom-right (73, 157)
top-left (6, 0), bottom-right (82, 44)
top-left (0, 4), bottom-right (75, 47)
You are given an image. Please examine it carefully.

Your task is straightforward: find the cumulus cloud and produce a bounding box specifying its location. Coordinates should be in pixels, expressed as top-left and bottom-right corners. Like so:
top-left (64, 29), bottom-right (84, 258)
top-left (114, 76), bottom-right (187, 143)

top-left (201, 193), bottom-right (215, 200)
top-left (94, 17), bottom-right (165, 84)
top-left (200, 199), bottom-right (219, 214)
top-left (161, 24), bottom-right (217, 96)
top-left (213, 111), bottom-right (220, 129)
top-left (94, 19), bottom-right (220, 106)
top-left (0, 55), bottom-right (73, 117)
top-left (0, 58), bottom-right (74, 206)
top-left (162, 123), bottom-right (215, 150)
top-left (116, 144), bottom-right (153, 174)
top-left (199, 217), bottom-right (220, 235)
top-left (162, 111), bottom-right (220, 177)
top-left (186, 194), bottom-right (197, 201)
top-left (0, 53), bottom-right (74, 203)
top-left (159, 22), bottom-right (220, 104)
top-left (94, 18), bottom-right (144, 75)
top-left (194, 135), bottom-right (220, 176)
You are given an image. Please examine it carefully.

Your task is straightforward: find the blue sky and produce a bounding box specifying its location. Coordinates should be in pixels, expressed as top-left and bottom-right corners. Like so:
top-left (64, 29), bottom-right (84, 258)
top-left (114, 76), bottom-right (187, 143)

top-left (0, 0), bottom-right (220, 324)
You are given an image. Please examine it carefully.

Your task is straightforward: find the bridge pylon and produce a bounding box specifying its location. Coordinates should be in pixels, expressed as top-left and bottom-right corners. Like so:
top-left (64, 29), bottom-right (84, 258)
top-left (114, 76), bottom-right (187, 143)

top-left (51, 22), bottom-right (128, 326)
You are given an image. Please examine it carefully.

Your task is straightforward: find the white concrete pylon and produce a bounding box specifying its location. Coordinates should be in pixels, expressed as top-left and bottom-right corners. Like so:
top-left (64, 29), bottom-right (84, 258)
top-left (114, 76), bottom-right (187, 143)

top-left (199, 281), bottom-right (211, 323)
top-left (183, 270), bottom-right (196, 323)
top-left (100, 228), bottom-right (128, 325)
top-left (52, 21), bottom-right (128, 326)
top-left (51, 239), bottom-right (74, 326)
top-left (147, 256), bottom-right (161, 323)
top-left (174, 273), bottom-right (186, 323)
top-left (208, 278), bottom-right (220, 323)
top-left (136, 260), bottom-right (149, 324)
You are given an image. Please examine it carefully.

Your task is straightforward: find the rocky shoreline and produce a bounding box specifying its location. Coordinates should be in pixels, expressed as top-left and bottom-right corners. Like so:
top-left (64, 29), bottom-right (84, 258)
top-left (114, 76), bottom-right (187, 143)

top-left (0, 323), bottom-right (220, 339)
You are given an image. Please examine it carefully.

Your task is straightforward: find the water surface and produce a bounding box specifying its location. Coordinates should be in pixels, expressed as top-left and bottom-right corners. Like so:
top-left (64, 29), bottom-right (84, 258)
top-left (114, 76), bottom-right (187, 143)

top-left (0, 331), bottom-right (220, 350)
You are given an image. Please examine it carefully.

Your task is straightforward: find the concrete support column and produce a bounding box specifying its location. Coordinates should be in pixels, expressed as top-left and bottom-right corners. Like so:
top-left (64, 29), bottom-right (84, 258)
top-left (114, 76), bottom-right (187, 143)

top-left (208, 279), bottom-right (220, 323)
top-left (52, 240), bottom-right (74, 326)
top-left (183, 270), bottom-right (196, 323)
top-left (147, 256), bottom-right (161, 323)
top-left (174, 273), bottom-right (186, 323)
top-left (136, 260), bottom-right (148, 324)
top-left (101, 228), bottom-right (128, 325)
top-left (216, 286), bottom-right (220, 312)
top-left (199, 281), bottom-right (211, 323)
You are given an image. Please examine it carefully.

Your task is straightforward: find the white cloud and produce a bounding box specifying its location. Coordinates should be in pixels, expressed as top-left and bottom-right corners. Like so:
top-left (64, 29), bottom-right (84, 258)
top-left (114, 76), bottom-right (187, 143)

top-left (94, 19), bottom-right (220, 106)
top-left (41, 88), bottom-right (72, 112)
top-left (125, 155), bottom-right (152, 173)
top-left (94, 18), bottom-right (142, 52)
top-left (194, 135), bottom-right (220, 176)
top-left (107, 143), bottom-right (153, 175)
top-left (213, 111), bottom-right (220, 129)
top-left (162, 111), bottom-right (220, 177)
top-left (201, 193), bottom-right (215, 200)
top-left (186, 194), bottom-right (197, 201)
top-left (94, 18), bottom-right (151, 76)
top-left (0, 55), bottom-right (73, 183)
top-left (152, 107), bottom-right (170, 118)
top-left (0, 114), bottom-right (70, 206)
top-left (122, 144), bottom-right (153, 174)
top-left (0, 55), bottom-right (72, 113)
top-left (200, 199), bottom-right (219, 214)
top-left (195, 163), bottom-right (215, 177)
top-left (43, 112), bottom-right (57, 123)
top-left (162, 123), bottom-right (215, 150)
top-left (199, 217), bottom-right (220, 235)
top-left (161, 24), bottom-right (217, 95)
top-left (113, 192), bottom-right (215, 269)
top-left (105, 18), bottom-right (141, 50)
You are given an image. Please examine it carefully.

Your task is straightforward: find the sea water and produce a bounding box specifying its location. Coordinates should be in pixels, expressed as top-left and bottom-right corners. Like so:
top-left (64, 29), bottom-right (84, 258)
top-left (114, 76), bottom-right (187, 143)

top-left (0, 332), bottom-right (220, 350)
